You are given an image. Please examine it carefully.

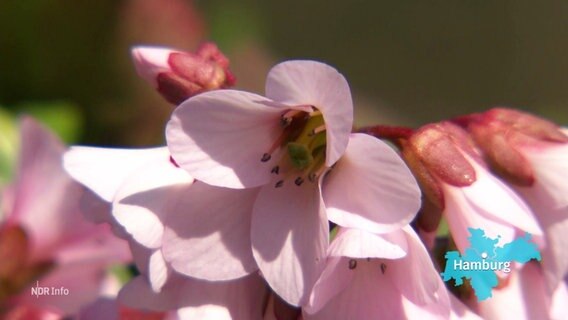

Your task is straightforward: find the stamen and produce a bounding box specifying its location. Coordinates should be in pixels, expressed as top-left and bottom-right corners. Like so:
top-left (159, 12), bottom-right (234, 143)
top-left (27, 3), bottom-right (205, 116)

top-left (275, 180), bottom-right (284, 188)
top-left (349, 259), bottom-right (357, 270)
top-left (308, 172), bottom-right (317, 182)
top-left (380, 263), bottom-right (387, 274)
top-left (261, 153), bottom-right (271, 162)
top-left (294, 177), bottom-right (304, 186)
top-left (309, 110), bottom-right (322, 117)
top-left (282, 109), bottom-right (302, 121)
top-left (271, 166), bottom-right (280, 174)
top-left (308, 124), bottom-right (327, 137)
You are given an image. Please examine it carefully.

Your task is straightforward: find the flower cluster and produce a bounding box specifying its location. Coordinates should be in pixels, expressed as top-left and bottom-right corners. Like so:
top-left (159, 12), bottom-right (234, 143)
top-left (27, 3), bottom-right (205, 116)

top-left (2, 41), bottom-right (567, 319)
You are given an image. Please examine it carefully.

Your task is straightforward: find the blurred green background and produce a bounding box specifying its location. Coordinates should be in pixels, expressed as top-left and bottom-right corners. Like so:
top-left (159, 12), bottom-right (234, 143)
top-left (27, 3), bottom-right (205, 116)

top-left (1, 0), bottom-right (567, 147)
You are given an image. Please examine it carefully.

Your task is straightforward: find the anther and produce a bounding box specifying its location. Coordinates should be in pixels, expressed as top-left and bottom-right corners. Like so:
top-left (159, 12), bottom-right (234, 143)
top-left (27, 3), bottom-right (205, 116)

top-left (308, 172), bottom-right (317, 182)
top-left (275, 180), bottom-right (284, 188)
top-left (380, 263), bottom-right (387, 274)
top-left (309, 111), bottom-right (322, 118)
top-left (280, 117), bottom-right (292, 127)
top-left (271, 166), bottom-right (280, 174)
top-left (308, 124), bottom-right (327, 137)
top-left (349, 259), bottom-right (357, 270)
top-left (294, 177), bottom-right (304, 186)
top-left (261, 153), bottom-right (271, 162)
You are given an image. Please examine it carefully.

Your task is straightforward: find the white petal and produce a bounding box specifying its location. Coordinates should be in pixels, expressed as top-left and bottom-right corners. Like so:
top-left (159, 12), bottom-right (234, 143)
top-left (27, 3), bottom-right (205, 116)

top-left (265, 60), bottom-right (353, 166)
top-left (323, 133), bottom-right (421, 234)
top-left (64, 146), bottom-right (171, 202)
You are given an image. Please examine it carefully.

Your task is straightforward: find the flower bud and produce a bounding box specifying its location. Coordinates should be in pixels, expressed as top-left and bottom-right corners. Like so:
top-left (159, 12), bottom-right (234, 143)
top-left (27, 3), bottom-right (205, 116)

top-left (131, 42), bottom-right (236, 104)
top-left (463, 108), bottom-right (568, 186)
top-left (402, 122), bottom-right (479, 210)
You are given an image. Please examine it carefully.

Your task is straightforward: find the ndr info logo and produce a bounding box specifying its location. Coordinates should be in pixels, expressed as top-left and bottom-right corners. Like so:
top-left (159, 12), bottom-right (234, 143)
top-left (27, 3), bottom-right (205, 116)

top-left (31, 281), bottom-right (70, 298)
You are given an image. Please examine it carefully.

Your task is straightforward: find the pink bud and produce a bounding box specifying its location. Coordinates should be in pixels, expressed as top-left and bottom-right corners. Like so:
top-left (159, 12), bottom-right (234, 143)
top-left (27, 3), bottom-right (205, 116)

top-left (463, 108), bottom-right (568, 186)
top-left (131, 42), bottom-right (236, 104)
top-left (402, 122), bottom-right (480, 209)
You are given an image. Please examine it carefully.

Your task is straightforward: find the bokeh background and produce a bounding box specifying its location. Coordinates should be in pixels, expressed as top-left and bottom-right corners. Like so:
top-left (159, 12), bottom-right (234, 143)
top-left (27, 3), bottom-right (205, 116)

top-left (1, 0), bottom-right (567, 147)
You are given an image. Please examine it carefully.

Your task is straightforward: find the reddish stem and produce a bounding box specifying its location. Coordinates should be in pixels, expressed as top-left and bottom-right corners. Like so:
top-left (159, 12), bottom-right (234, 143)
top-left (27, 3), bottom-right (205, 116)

top-left (358, 125), bottom-right (415, 149)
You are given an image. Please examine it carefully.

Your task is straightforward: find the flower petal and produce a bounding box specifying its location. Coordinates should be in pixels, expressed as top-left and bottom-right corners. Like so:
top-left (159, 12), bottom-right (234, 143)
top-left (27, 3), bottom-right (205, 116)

top-left (113, 157), bottom-right (193, 249)
top-left (251, 182), bottom-right (328, 306)
top-left (161, 182), bottom-right (259, 281)
top-left (166, 90), bottom-right (287, 189)
top-left (304, 256), bottom-right (354, 314)
top-left (119, 273), bottom-right (267, 319)
top-left (389, 226), bottom-right (441, 305)
top-left (149, 249), bottom-right (170, 293)
top-left (327, 227), bottom-right (407, 260)
top-left (64, 146), bottom-right (171, 202)
top-left (463, 157), bottom-right (542, 237)
top-left (522, 143), bottom-right (568, 209)
top-left (443, 182), bottom-right (516, 253)
top-left (131, 46), bottom-right (180, 87)
top-left (303, 259), bottom-right (405, 320)
top-left (265, 60), bottom-right (353, 166)
top-left (478, 263), bottom-right (551, 320)
top-left (323, 133), bottom-right (421, 234)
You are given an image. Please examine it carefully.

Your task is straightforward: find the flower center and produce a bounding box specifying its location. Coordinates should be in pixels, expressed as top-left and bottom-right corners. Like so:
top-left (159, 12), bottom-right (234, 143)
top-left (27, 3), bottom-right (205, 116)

top-left (261, 107), bottom-right (328, 188)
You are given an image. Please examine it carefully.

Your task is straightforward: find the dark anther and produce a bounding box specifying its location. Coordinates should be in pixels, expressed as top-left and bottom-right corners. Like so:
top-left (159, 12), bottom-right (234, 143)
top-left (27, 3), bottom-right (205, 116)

top-left (348, 259), bottom-right (357, 270)
top-left (280, 117), bottom-right (292, 127)
top-left (366, 257), bottom-right (371, 262)
top-left (275, 180), bottom-right (284, 188)
top-left (271, 166), bottom-right (280, 174)
top-left (295, 177), bottom-right (304, 186)
top-left (380, 263), bottom-right (387, 274)
top-left (308, 172), bottom-right (317, 182)
top-left (261, 153), bottom-right (271, 162)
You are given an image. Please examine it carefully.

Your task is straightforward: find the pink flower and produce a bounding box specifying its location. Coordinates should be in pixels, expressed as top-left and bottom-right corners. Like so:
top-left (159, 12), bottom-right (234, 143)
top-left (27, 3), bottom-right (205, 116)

top-left (477, 263), bottom-right (568, 320)
top-left (132, 42), bottom-right (236, 104)
top-left (461, 108), bottom-right (568, 290)
top-left (401, 122), bottom-right (543, 254)
top-left (166, 60), bottom-right (421, 305)
top-left (302, 226), bottom-right (451, 319)
top-left (0, 118), bottom-right (131, 315)
top-left (64, 146), bottom-right (259, 292)
top-left (119, 248), bottom-right (267, 320)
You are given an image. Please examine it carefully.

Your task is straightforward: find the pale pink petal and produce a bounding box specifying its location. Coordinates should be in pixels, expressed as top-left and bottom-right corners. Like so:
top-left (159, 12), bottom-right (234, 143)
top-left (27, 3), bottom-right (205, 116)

top-left (522, 143), bottom-right (568, 209)
top-left (463, 157), bottom-right (542, 237)
top-left (78, 298), bottom-right (120, 320)
top-left (161, 182), bottom-right (258, 281)
top-left (443, 183), bottom-right (515, 253)
top-left (449, 294), bottom-right (482, 320)
top-left (304, 257), bottom-right (354, 314)
top-left (402, 275), bottom-right (451, 320)
top-left (251, 183), bottom-right (328, 306)
top-left (265, 60), bottom-right (353, 166)
top-left (53, 223), bottom-right (131, 266)
top-left (16, 260), bottom-right (110, 314)
top-left (64, 146), bottom-right (171, 202)
top-left (303, 260), bottom-right (406, 319)
top-left (131, 46), bottom-right (181, 87)
top-left (515, 187), bottom-right (568, 290)
top-left (478, 263), bottom-right (551, 320)
top-left (550, 280), bottom-right (568, 320)
top-left (327, 228), bottom-right (407, 260)
top-left (323, 133), bottom-right (421, 233)
top-left (149, 250), bottom-right (170, 293)
top-left (166, 90), bottom-right (287, 189)
top-left (119, 273), bottom-right (267, 319)
top-left (113, 157), bottom-right (193, 249)
top-left (389, 226), bottom-right (441, 305)
top-left (119, 276), bottom-right (178, 312)
top-left (10, 118), bottom-right (111, 259)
